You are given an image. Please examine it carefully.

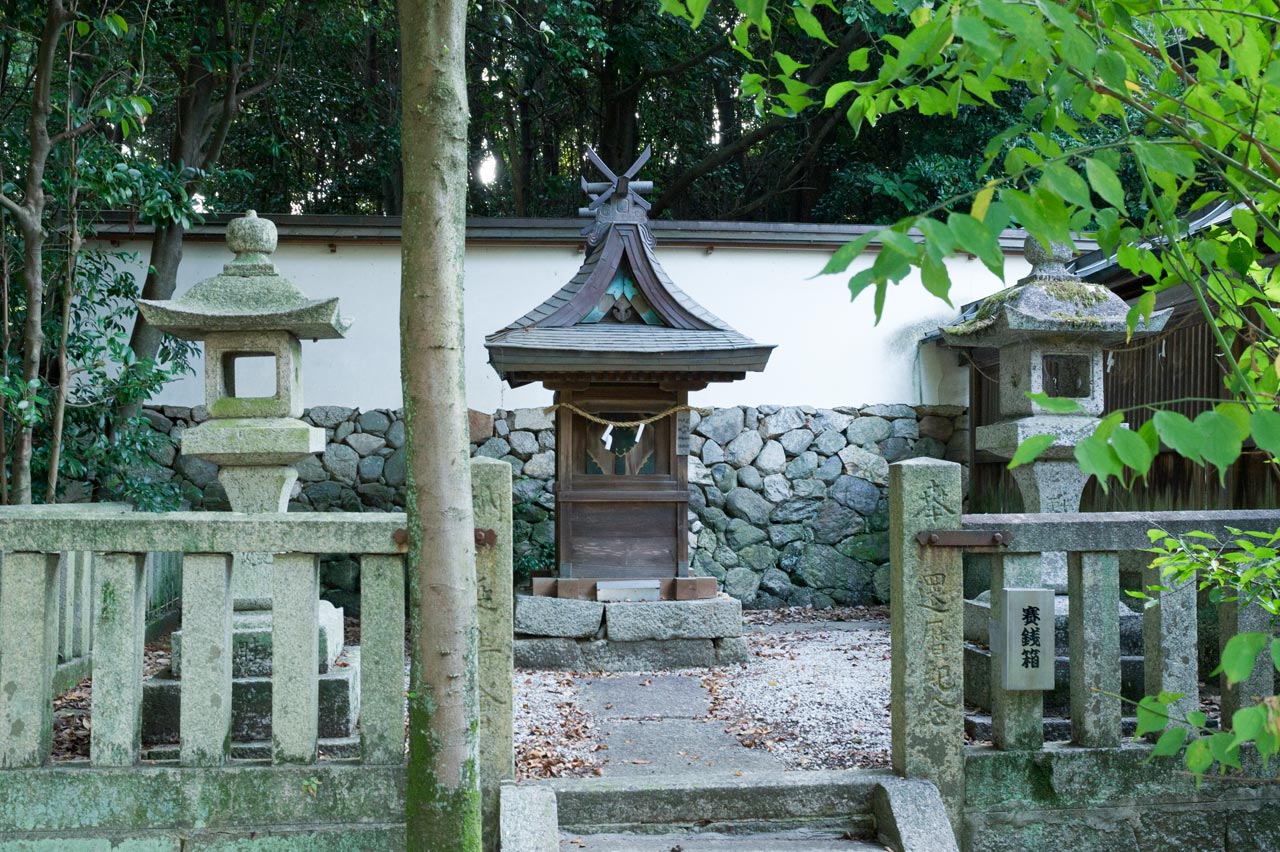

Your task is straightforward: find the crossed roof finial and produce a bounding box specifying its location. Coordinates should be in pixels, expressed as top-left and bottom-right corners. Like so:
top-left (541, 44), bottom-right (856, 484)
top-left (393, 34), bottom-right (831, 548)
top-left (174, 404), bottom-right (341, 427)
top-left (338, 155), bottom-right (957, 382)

top-left (579, 145), bottom-right (655, 246)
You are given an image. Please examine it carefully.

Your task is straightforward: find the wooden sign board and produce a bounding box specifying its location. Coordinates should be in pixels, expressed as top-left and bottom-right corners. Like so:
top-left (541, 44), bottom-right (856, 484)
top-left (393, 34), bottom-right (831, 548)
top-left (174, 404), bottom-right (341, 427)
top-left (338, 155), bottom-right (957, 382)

top-left (675, 410), bottom-right (691, 456)
top-left (1000, 587), bottom-right (1055, 691)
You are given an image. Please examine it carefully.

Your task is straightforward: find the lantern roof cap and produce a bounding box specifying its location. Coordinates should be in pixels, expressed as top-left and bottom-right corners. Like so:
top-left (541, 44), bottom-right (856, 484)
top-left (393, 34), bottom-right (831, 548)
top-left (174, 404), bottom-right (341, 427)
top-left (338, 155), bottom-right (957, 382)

top-left (136, 210), bottom-right (350, 341)
top-left (941, 237), bottom-right (1170, 348)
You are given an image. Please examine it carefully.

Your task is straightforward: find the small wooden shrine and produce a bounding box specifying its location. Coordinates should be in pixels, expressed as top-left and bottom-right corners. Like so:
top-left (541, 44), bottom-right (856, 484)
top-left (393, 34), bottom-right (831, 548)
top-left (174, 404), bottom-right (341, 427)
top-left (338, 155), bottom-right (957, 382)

top-left (486, 147), bottom-right (773, 600)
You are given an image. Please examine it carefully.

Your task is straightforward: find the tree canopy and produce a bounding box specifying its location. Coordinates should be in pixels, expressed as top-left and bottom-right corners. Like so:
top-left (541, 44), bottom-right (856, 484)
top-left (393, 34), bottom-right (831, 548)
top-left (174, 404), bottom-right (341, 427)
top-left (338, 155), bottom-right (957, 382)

top-left (133, 0), bottom-right (1016, 222)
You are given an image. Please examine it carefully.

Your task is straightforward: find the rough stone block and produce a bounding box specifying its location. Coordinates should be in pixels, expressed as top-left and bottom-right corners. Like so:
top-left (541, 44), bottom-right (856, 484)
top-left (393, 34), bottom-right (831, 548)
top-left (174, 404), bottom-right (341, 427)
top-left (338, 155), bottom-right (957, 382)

top-left (508, 430), bottom-right (540, 457)
top-left (514, 638), bottom-right (585, 670)
top-left (468, 409), bottom-right (495, 443)
top-left (754, 440), bottom-right (786, 475)
top-left (515, 595), bottom-right (603, 638)
top-left (714, 636), bottom-right (751, 665)
top-left (873, 779), bottom-right (959, 851)
top-left (512, 407), bottom-right (555, 431)
top-left (725, 431), bottom-right (764, 466)
top-left (499, 784), bottom-right (559, 852)
top-left (344, 432), bottom-right (386, 456)
top-left (579, 639), bottom-right (716, 671)
top-left (308, 406), bottom-right (355, 428)
top-left (604, 597), bottom-right (742, 641)
top-left (695, 407), bottom-right (744, 446)
top-left (725, 488), bottom-right (772, 525)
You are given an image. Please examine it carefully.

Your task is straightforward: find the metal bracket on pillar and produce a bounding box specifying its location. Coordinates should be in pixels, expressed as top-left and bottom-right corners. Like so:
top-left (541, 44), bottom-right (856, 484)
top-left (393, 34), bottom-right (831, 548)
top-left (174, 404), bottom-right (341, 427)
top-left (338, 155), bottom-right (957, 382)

top-left (916, 530), bottom-right (1012, 547)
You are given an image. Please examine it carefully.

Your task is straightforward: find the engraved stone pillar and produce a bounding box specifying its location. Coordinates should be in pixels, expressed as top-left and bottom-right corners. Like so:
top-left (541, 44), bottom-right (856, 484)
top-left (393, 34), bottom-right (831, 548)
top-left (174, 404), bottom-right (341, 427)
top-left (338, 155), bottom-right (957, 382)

top-left (474, 456), bottom-right (515, 852)
top-left (890, 458), bottom-right (964, 831)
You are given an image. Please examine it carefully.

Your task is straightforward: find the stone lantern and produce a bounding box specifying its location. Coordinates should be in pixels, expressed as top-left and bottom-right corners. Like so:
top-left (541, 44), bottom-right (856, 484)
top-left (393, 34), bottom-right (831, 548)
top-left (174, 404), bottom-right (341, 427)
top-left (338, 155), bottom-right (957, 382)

top-left (942, 237), bottom-right (1169, 528)
top-left (137, 211), bottom-right (358, 750)
top-left (943, 237), bottom-right (1170, 718)
top-left (138, 210), bottom-right (349, 606)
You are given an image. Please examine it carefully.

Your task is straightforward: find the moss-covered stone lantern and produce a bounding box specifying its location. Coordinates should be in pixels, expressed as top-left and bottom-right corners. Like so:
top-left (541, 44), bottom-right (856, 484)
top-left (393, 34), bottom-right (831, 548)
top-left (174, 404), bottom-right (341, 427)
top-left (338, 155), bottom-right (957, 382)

top-left (942, 237), bottom-right (1170, 519)
top-left (487, 148), bottom-right (774, 601)
top-left (138, 210), bottom-right (350, 608)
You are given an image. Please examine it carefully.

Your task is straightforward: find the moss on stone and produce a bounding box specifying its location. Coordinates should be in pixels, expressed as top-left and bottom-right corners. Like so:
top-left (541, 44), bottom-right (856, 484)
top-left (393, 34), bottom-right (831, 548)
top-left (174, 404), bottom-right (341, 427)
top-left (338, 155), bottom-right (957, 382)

top-left (1041, 279), bottom-right (1109, 308)
top-left (1049, 311), bottom-right (1106, 327)
top-left (943, 286), bottom-right (1021, 336)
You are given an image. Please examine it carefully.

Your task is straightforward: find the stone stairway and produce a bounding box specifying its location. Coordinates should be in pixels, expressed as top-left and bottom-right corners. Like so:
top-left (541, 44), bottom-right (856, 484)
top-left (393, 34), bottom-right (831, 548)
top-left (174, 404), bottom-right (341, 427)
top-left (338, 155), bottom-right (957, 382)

top-left (502, 769), bottom-right (957, 852)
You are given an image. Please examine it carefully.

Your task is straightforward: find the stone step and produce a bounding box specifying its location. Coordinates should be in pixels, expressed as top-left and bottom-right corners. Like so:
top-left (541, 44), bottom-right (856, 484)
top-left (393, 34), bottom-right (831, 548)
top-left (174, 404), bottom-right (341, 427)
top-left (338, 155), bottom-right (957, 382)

top-left (963, 643), bottom-right (1144, 714)
top-left (544, 769), bottom-right (891, 836)
top-left (964, 595), bottom-right (1143, 656)
top-left (141, 646), bottom-right (360, 743)
top-left (142, 735), bottom-right (363, 762)
top-left (559, 828), bottom-right (886, 850)
top-left (171, 602), bottom-right (345, 678)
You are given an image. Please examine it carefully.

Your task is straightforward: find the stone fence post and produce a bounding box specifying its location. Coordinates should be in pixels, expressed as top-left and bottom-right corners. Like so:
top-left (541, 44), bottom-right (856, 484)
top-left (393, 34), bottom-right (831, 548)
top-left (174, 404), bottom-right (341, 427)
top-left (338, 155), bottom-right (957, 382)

top-left (889, 458), bottom-right (964, 831)
top-left (473, 457), bottom-right (514, 852)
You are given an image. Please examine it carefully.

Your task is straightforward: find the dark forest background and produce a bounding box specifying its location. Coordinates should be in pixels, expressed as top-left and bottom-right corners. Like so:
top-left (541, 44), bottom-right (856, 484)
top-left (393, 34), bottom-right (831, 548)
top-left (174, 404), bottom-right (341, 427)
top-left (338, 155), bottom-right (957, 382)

top-left (0, 0), bottom-right (1022, 223)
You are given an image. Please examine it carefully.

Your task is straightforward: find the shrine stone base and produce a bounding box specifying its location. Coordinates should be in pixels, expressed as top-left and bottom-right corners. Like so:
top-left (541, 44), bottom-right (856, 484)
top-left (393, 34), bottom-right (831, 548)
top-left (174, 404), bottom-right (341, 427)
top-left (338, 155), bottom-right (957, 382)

top-left (142, 647), bottom-right (361, 744)
top-left (142, 600), bottom-right (360, 744)
top-left (512, 593), bottom-right (749, 671)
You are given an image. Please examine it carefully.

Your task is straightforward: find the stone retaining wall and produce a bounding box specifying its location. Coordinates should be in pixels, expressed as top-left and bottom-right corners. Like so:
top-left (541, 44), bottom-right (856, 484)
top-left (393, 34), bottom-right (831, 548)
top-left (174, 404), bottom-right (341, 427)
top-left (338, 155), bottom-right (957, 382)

top-left (141, 402), bottom-right (969, 610)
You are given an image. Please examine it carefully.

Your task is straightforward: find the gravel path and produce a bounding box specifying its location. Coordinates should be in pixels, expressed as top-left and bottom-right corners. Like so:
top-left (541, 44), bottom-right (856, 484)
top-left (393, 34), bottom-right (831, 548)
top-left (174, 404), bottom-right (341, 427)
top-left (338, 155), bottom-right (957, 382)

top-left (515, 608), bottom-right (893, 778)
top-left (707, 627), bottom-right (892, 770)
top-left (515, 671), bottom-right (603, 780)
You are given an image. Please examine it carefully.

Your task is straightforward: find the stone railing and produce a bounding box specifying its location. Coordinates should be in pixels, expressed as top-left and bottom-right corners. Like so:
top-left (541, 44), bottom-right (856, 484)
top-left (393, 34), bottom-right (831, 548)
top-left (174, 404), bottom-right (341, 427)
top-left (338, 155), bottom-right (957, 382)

top-left (0, 458), bottom-right (515, 849)
top-left (3, 504), bottom-right (184, 698)
top-left (0, 511), bottom-right (409, 772)
top-left (890, 458), bottom-right (1280, 846)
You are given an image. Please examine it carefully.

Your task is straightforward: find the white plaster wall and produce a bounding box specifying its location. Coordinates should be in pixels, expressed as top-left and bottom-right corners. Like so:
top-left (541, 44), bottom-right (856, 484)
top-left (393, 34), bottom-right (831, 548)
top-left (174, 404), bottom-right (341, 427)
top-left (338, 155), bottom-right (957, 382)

top-left (102, 235), bottom-right (1030, 411)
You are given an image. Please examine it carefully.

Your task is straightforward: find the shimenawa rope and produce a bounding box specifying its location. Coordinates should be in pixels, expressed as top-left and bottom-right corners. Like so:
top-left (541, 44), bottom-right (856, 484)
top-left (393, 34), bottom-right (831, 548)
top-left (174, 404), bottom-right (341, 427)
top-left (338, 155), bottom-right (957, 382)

top-left (545, 402), bottom-right (710, 428)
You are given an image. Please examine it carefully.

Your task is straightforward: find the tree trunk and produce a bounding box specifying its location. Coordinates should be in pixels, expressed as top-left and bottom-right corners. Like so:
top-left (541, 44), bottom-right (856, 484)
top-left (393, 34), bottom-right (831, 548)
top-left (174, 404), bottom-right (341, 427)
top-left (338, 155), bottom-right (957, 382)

top-left (127, 220), bottom-right (186, 375)
top-left (399, 0), bottom-right (479, 847)
top-left (11, 213), bottom-right (43, 504)
top-left (1, 1), bottom-right (71, 504)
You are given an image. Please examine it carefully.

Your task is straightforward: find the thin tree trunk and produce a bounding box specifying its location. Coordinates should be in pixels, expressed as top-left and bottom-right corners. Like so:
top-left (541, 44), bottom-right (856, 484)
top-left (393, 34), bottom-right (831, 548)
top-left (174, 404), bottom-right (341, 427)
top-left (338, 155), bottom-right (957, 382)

top-left (400, 0), bottom-right (479, 847)
top-left (0, 1), bottom-right (72, 504)
top-left (0, 167), bottom-right (10, 506)
top-left (126, 10), bottom-right (281, 380)
top-left (46, 27), bottom-right (80, 503)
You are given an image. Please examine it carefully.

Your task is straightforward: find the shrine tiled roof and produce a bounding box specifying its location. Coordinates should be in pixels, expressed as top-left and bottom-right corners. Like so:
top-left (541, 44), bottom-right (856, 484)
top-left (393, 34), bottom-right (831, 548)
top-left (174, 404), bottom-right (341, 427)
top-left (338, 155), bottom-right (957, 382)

top-left (486, 147), bottom-right (773, 383)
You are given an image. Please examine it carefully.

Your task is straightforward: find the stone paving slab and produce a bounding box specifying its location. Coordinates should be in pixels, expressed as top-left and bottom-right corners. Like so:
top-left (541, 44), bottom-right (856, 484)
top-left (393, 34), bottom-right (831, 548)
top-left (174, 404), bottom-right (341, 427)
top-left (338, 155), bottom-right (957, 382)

top-left (558, 829), bottom-right (884, 850)
top-left (599, 718), bottom-right (783, 777)
top-left (578, 675), bottom-right (709, 720)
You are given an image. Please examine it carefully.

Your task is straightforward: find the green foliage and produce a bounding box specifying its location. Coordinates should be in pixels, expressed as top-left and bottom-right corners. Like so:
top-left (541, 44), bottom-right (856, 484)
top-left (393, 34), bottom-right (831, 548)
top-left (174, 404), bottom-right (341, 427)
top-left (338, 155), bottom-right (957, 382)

top-left (1143, 527), bottom-right (1280, 617)
top-left (1, 1), bottom-right (199, 507)
top-left (669, 0), bottom-right (1280, 783)
top-left (1131, 527), bottom-right (1280, 777)
top-left (513, 525), bottom-right (556, 586)
top-left (1005, 434), bottom-right (1055, 470)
